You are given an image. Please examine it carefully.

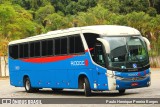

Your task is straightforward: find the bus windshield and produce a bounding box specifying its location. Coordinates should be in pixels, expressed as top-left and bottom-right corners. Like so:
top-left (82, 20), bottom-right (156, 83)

top-left (103, 36), bottom-right (149, 71)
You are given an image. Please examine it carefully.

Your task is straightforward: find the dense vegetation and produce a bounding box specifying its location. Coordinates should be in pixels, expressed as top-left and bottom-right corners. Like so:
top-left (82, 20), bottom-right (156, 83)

top-left (0, 0), bottom-right (160, 67)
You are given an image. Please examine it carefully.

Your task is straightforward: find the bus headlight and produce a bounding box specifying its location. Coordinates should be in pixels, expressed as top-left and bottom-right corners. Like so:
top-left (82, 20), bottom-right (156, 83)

top-left (105, 73), bottom-right (123, 80)
top-left (114, 76), bottom-right (123, 80)
top-left (145, 72), bottom-right (150, 77)
top-left (105, 73), bottom-right (114, 78)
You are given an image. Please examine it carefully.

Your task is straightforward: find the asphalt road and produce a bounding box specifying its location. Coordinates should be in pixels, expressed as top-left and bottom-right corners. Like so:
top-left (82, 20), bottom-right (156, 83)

top-left (0, 68), bottom-right (160, 107)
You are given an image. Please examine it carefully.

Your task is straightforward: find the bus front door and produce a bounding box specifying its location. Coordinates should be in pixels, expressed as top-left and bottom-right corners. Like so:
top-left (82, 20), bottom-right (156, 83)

top-left (93, 43), bottom-right (108, 90)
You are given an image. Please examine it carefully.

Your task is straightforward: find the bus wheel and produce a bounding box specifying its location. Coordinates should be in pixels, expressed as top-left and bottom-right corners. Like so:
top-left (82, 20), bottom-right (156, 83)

top-left (118, 89), bottom-right (125, 94)
top-left (84, 77), bottom-right (91, 96)
top-left (24, 77), bottom-right (38, 93)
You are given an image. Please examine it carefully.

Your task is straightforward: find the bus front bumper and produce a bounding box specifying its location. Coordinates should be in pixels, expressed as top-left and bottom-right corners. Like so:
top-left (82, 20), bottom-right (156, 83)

top-left (115, 76), bottom-right (151, 90)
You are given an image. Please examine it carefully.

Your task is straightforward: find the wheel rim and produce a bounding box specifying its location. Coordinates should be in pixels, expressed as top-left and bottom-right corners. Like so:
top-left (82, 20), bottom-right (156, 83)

top-left (26, 80), bottom-right (30, 91)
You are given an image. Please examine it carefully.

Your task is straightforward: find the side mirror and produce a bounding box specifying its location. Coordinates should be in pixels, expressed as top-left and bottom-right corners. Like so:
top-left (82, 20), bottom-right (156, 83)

top-left (142, 37), bottom-right (151, 51)
top-left (97, 38), bottom-right (110, 54)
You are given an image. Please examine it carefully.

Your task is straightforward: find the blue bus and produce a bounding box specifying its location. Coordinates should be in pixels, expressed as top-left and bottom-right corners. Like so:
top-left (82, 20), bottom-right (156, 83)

top-left (8, 25), bottom-right (151, 96)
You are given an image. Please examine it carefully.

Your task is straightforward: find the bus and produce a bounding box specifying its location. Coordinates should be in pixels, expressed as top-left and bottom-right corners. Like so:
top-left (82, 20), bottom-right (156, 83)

top-left (8, 25), bottom-right (151, 96)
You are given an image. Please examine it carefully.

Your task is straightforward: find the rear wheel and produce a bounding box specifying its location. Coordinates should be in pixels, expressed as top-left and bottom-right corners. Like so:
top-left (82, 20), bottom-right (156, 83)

top-left (24, 77), bottom-right (39, 93)
top-left (84, 77), bottom-right (91, 96)
top-left (118, 89), bottom-right (125, 94)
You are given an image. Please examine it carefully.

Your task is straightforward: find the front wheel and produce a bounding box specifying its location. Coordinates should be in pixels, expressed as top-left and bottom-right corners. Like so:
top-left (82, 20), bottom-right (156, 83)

top-left (84, 77), bottom-right (91, 96)
top-left (118, 89), bottom-right (126, 94)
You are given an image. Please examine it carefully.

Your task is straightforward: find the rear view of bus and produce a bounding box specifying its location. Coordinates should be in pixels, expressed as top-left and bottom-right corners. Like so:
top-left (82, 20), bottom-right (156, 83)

top-left (8, 25), bottom-right (151, 96)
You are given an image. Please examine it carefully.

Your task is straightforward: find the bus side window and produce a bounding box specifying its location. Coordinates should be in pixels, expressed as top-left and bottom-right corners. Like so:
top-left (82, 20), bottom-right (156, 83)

top-left (61, 38), bottom-right (67, 55)
top-left (47, 40), bottom-right (54, 56)
top-left (75, 36), bottom-right (84, 53)
top-left (69, 35), bottom-right (84, 54)
top-left (19, 44), bottom-right (24, 58)
top-left (9, 45), bottom-right (19, 59)
top-left (42, 40), bottom-right (47, 56)
top-left (55, 39), bottom-right (60, 55)
top-left (41, 39), bottom-right (54, 56)
top-left (35, 41), bottom-right (40, 57)
top-left (24, 43), bottom-right (29, 58)
top-left (29, 42), bottom-right (35, 57)
top-left (69, 36), bottom-right (75, 54)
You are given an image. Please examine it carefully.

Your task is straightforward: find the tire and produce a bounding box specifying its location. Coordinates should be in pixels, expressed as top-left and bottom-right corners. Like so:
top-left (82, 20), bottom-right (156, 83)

top-left (84, 77), bottom-right (91, 96)
top-left (24, 77), bottom-right (39, 93)
top-left (118, 89), bottom-right (125, 94)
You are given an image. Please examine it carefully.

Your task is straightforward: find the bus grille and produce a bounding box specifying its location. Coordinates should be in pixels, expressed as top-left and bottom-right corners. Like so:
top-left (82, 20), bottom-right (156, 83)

top-left (121, 76), bottom-right (147, 81)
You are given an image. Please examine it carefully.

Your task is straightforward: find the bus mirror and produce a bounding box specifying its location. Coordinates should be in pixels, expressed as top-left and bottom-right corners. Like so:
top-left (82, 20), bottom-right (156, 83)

top-left (97, 38), bottom-right (110, 54)
top-left (142, 37), bottom-right (151, 51)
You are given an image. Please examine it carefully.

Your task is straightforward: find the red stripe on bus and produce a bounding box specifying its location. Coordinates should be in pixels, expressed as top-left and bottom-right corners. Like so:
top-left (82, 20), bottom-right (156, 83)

top-left (85, 49), bottom-right (88, 52)
top-left (85, 48), bottom-right (94, 52)
top-left (21, 55), bottom-right (74, 63)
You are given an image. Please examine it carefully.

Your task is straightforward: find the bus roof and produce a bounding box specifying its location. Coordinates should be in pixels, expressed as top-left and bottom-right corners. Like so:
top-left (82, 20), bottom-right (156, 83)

top-left (9, 25), bottom-right (141, 45)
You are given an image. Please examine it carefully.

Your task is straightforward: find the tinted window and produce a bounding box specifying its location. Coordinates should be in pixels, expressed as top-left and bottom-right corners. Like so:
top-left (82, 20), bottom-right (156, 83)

top-left (30, 42), bottom-right (34, 57)
top-left (75, 36), bottom-right (84, 53)
top-left (69, 35), bottom-right (84, 54)
top-left (24, 43), bottom-right (29, 58)
top-left (19, 44), bottom-right (24, 58)
top-left (9, 45), bottom-right (19, 59)
top-left (35, 42), bottom-right (40, 57)
top-left (61, 38), bottom-right (67, 54)
top-left (55, 39), bottom-right (60, 55)
top-left (42, 40), bottom-right (47, 56)
top-left (47, 40), bottom-right (54, 55)
top-left (41, 39), bottom-right (54, 56)
top-left (69, 36), bottom-right (74, 54)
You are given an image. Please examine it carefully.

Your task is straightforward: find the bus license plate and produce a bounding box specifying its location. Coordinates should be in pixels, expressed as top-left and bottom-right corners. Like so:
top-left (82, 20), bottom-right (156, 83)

top-left (131, 82), bottom-right (138, 86)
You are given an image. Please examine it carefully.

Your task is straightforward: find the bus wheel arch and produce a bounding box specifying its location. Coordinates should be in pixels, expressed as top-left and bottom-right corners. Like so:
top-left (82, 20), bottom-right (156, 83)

top-left (78, 74), bottom-right (91, 96)
top-left (23, 75), bottom-right (29, 85)
top-left (23, 75), bottom-right (39, 93)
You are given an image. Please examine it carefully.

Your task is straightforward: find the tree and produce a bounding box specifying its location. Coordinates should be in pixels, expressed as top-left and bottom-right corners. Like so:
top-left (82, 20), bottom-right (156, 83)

top-left (76, 5), bottom-right (111, 26)
top-left (0, 4), bottom-right (16, 76)
top-left (119, 0), bottom-right (149, 14)
top-left (125, 12), bottom-right (151, 35)
top-left (147, 7), bottom-right (157, 16)
top-left (35, 4), bottom-right (55, 27)
top-left (147, 0), bottom-right (160, 14)
top-left (66, 1), bottom-right (78, 15)
top-left (51, 0), bottom-right (71, 15)
top-left (0, 3), bottom-right (42, 76)
top-left (44, 13), bottom-right (68, 31)
top-left (12, 0), bottom-right (50, 10)
top-left (98, 0), bottom-right (120, 13)
top-left (51, 0), bottom-right (97, 15)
